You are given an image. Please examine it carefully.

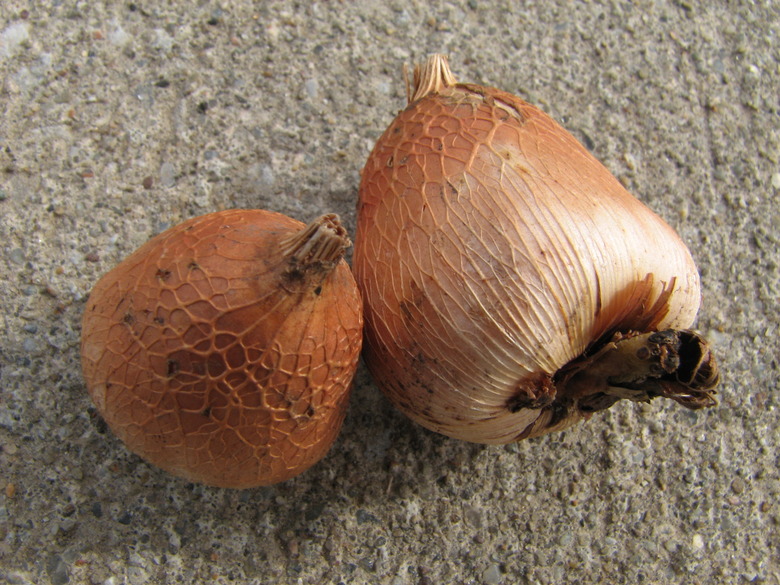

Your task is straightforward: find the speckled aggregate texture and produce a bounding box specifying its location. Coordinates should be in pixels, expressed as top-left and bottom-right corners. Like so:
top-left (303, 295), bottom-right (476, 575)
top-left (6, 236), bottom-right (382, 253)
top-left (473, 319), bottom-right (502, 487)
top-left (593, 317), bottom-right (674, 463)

top-left (0, 2), bottom-right (777, 584)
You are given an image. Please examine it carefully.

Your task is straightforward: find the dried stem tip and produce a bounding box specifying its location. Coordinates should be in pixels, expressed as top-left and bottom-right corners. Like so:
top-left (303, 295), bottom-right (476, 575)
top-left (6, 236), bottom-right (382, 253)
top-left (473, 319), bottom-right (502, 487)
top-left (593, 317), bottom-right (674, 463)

top-left (280, 213), bottom-right (351, 273)
top-left (408, 54), bottom-right (458, 103)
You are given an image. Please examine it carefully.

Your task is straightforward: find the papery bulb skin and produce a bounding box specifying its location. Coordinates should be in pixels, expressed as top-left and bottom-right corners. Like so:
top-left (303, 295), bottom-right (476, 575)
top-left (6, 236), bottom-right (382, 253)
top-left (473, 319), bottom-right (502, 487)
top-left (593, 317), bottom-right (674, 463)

top-left (354, 55), bottom-right (717, 444)
top-left (81, 210), bottom-right (363, 487)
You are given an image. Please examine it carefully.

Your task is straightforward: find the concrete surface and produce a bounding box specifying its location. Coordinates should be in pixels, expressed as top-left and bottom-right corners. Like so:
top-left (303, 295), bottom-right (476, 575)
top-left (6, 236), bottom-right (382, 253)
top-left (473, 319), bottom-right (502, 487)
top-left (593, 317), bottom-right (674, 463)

top-left (1, 1), bottom-right (778, 584)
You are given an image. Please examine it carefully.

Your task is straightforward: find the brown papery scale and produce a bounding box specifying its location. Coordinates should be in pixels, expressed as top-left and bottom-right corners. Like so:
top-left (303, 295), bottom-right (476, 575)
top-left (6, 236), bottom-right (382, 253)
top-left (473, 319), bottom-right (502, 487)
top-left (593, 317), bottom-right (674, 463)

top-left (81, 210), bottom-right (362, 487)
top-left (354, 55), bottom-right (718, 444)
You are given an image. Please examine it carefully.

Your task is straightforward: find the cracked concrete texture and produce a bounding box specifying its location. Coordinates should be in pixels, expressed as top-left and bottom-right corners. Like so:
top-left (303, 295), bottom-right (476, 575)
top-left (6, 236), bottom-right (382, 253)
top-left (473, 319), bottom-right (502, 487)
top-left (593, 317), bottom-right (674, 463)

top-left (1, 1), bottom-right (777, 584)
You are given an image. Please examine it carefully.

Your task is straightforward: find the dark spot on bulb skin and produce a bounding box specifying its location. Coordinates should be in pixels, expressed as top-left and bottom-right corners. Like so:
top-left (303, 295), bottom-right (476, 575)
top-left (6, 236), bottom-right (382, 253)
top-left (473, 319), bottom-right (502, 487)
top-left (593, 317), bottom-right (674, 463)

top-left (506, 372), bottom-right (556, 412)
top-left (547, 397), bottom-right (574, 427)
